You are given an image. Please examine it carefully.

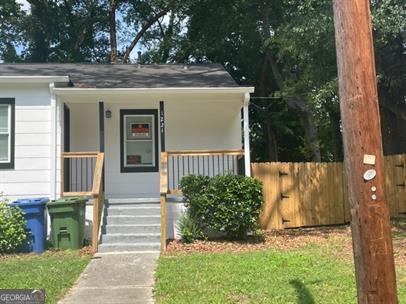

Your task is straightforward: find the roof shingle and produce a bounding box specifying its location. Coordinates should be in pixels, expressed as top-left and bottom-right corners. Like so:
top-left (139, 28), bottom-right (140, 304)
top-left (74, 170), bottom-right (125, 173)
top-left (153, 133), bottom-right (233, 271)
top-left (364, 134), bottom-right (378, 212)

top-left (0, 63), bottom-right (238, 88)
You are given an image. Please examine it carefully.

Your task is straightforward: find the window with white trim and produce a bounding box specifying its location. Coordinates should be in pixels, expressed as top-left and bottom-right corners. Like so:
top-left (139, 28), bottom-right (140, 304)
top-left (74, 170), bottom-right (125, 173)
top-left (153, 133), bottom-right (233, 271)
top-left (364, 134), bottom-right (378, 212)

top-left (0, 98), bottom-right (15, 169)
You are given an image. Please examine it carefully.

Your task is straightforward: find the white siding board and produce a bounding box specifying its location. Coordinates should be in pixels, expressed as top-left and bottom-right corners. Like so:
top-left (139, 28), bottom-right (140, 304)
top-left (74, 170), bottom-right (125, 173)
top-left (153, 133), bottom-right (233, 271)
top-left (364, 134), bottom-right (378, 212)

top-left (15, 121), bottom-right (50, 133)
top-left (15, 133), bottom-right (51, 146)
top-left (4, 194), bottom-right (51, 201)
top-left (15, 110), bottom-right (51, 122)
top-left (14, 158), bottom-right (50, 170)
top-left (0, 170), bottom-right (50, 183)
top-left (2, 183), bottom-right (50, 196)
top-left (15, 146), bottom-right (51, 158)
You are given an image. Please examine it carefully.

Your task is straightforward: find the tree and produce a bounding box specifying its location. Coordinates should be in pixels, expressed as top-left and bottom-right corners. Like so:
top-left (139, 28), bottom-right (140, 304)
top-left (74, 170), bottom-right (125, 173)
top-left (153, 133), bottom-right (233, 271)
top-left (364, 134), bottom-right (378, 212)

top-left (107, 0), bottom-right (190, 63)
top-left (1, 0), bottom-right (403, 160)
top-left (175, 0), bottom-right (323, 161)
top-left (174, 0), bottom-right (404, 161)
top-left (0, 0), bottom-right (26, 62)
top-left (0, 0), bottom-right (110, 63)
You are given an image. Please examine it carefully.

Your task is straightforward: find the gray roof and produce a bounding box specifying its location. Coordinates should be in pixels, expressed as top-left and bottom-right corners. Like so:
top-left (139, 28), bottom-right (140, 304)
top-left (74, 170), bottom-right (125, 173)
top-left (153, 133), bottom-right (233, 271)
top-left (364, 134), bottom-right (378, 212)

top-left (0, 63), bottom-right (239, 88)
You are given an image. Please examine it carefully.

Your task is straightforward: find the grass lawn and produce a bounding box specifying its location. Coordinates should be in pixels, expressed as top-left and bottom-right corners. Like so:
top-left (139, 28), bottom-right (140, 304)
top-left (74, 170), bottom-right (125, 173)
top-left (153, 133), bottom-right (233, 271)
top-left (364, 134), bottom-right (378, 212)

top-left (155, 227), bottom-right (406, 304)
top-left (0, 250), bottom-right (91, 304)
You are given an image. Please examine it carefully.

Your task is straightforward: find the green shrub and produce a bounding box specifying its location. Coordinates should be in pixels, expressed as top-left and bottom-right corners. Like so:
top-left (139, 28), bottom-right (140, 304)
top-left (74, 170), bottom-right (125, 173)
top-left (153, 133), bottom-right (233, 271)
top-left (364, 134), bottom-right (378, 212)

top-left (180, 175), bottom-right (263, 239)
top-left (176, 212), bottom-right (205, 243)
top-left (0, 195), bottom-right (27, 254)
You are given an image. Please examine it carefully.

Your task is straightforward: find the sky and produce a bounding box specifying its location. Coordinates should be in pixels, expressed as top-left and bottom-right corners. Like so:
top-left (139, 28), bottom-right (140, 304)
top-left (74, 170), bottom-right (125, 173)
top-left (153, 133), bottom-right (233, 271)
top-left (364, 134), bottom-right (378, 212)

top-left (16, 0), bottom-right (30, 12)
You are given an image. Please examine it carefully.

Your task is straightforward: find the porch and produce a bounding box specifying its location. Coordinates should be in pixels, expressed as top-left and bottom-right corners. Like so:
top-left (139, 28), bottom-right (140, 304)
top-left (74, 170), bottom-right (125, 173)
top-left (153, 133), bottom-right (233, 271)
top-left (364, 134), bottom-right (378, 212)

top-left (56, 88), bottom-right (252, 252)
top-left (61, 149), bottom-right (246, 252)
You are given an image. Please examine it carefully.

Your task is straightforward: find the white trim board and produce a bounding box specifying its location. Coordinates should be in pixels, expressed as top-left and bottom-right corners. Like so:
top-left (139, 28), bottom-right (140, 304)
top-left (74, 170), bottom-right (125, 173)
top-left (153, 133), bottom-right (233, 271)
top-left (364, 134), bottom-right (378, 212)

top-left (52, 86), bottom-right (255, 96)
top-left (0, 76), bottom-right (69, 83)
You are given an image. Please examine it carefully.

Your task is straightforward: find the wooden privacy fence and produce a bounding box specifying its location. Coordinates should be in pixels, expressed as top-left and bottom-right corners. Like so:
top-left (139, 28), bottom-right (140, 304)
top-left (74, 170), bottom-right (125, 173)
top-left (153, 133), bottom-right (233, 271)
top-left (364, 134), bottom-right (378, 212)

top-left (251, 154), bottom-right (406, 230)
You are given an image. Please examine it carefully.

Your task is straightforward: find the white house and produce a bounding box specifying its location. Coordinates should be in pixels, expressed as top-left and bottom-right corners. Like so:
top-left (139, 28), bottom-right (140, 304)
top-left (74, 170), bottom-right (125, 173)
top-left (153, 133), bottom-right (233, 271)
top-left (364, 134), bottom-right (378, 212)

top-left (0, 63), bottom-right (254, 252)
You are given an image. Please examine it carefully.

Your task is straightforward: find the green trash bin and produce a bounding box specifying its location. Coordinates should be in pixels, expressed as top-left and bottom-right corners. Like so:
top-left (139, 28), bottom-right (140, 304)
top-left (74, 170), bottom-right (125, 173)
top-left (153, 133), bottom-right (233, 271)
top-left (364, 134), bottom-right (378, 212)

top-left (47, 196), bottom-right (87, 250)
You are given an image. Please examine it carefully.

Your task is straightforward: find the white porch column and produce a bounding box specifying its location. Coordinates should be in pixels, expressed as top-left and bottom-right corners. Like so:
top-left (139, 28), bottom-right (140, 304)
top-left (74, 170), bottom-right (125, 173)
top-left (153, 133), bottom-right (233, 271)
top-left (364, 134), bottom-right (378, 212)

top-left (243, 93), bottom-right (251, 177)
top-left (49, 83), bottom-right (58, 199)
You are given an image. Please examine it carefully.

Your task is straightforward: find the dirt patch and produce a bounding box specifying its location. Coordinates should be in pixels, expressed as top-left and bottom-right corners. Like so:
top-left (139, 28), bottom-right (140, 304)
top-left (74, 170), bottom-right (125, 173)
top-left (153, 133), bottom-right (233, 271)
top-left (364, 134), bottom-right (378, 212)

top-left (227, 292), bottom-right (250, 304)
top-left (79, 245), bottom-right (95, 255)
top-left (165, 222), bottom-right (406, 267)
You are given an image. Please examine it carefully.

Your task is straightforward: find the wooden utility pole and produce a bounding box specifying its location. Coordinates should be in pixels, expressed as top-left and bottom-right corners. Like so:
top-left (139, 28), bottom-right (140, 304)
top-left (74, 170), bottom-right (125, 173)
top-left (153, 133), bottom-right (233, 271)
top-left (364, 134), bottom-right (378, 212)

top-left (332, 0), bottom-right (397, 303)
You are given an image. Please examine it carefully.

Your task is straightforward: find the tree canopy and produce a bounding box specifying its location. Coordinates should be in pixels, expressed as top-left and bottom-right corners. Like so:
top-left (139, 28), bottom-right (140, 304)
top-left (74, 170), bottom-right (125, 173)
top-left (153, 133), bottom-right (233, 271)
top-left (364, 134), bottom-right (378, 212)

top-left (1, 0), bottom-right (404, 160)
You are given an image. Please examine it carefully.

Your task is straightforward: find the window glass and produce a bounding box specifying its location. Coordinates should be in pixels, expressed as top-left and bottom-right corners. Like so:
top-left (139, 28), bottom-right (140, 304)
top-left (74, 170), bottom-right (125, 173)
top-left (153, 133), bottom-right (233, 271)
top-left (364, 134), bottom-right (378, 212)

top-left (124, 115), bottom-right (154, 167)
top-left (126, 141), bottom-right (153, 165)
top-left (0, 106), bottom-right (8, 133)
top-left (0, 134), bottom-right (8, 161)
top-left (0, 105), bottom-right (9, 162)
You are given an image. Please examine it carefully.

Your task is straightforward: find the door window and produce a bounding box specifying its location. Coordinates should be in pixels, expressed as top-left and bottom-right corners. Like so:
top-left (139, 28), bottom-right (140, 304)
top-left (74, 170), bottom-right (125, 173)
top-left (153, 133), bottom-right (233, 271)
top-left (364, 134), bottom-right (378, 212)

top-left (120, 110), bottom-right (158, 172)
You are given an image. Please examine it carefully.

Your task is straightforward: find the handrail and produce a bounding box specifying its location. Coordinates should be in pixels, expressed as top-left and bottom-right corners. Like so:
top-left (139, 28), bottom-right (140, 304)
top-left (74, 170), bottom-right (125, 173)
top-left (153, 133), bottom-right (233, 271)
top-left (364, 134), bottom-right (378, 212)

top-left (61, 151), bottom-right (105, 252)
top-left (90, 153), bottom-right (104, 252)
top-left (159, 152), bottom-right (168, 252)
top-left (165, 149), bottom-right (244, 156)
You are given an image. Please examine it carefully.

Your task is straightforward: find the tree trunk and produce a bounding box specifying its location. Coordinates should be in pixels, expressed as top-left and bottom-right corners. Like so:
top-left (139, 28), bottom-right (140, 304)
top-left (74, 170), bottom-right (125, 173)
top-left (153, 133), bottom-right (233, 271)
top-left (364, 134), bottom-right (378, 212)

top-left (298, 108), bottom-right (321, 161)
top-left (327, 108), bottom-right (343, 161)
top-left (27, 0), bottom-right (50, 62)
top-left (123, 9), bottom-right (168, 63)
top-left (108, 0), bottom-right (117, 63)
top-left (265, 121), bottom-right (278, 161)
top-left (160, 11), bottom-right (174, 63)
top-left (285, 97), bottom-right (321, 161)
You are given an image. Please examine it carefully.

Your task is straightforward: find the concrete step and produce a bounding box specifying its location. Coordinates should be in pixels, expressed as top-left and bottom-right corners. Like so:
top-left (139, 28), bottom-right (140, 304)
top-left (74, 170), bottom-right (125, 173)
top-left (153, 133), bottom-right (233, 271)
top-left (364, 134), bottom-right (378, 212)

top-left (107, 198), bottom-right (160, 206)
top-left (103, 224), bottom-right (160, 234)
top-left (106, 206), bottom-right (160, 216)
top-left (106, 215), bottom-right (161, 225)
top-left (98, 243), bottom-right (160, 253)
top-left (101, 233), bottom-right (160, 244)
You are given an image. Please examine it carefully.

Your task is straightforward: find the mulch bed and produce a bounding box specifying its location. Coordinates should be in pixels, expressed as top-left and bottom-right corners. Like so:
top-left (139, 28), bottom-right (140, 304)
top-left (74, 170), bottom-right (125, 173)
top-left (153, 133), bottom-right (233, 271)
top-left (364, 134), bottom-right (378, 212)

top-left (165, 223), bottom-right (406, 267)
top-left (165, 226), bottom-right (348, 254)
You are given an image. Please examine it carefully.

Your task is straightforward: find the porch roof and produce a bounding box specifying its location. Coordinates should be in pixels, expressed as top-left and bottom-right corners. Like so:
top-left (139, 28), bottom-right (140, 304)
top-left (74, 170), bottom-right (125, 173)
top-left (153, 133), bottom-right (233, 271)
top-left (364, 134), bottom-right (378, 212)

top-left (0, 63), bottom-right (241, 89)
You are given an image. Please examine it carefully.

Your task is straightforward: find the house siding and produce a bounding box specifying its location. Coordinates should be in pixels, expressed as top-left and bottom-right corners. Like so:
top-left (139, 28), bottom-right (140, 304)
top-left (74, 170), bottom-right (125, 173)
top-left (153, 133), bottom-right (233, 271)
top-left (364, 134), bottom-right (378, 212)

top-left (0, 84), bottom-right (56, 201)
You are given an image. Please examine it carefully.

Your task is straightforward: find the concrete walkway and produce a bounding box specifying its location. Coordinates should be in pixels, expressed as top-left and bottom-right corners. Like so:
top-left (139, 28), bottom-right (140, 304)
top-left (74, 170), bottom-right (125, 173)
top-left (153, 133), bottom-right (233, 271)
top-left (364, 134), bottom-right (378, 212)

top-left (59, 252), bottom-right (159, 304)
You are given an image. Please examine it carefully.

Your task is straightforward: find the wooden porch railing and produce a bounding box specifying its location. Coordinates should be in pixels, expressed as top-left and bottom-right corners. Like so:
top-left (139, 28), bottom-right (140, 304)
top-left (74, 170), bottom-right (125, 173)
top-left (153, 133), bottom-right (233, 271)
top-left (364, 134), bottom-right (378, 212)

top-left (159, 149), bottom-right (245, 251)
top-left (61, 152), bottom-right (105, 252)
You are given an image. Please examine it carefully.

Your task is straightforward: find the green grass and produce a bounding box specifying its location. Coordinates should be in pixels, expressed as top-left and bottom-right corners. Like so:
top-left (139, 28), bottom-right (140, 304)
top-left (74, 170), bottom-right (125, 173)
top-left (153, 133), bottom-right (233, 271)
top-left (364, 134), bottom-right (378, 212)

top-left (0, 250), bottom-right (91, 304)
top-left (154, 244), bottom-right (406, 304)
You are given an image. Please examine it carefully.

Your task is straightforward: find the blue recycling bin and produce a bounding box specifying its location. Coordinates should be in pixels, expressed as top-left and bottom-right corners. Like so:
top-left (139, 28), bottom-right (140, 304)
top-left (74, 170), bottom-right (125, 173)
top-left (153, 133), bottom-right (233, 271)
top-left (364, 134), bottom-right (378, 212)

top-left (10, 197), bottom-right (49, 253)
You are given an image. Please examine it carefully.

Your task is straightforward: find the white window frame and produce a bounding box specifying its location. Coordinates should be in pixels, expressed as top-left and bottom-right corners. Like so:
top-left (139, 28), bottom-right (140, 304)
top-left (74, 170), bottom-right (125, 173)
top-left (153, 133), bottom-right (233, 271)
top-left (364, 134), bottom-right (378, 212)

top-left (0, 105), bottom-right (11, 163)
top-left (0, 98), bottom-right (14, 169)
